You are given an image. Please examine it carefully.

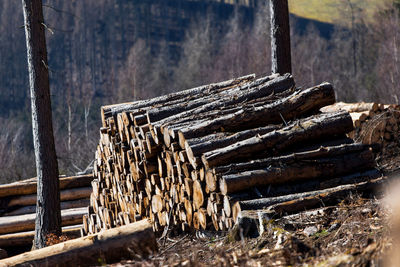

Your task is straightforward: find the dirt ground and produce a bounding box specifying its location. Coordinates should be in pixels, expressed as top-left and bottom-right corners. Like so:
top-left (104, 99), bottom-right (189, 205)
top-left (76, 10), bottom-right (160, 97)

top-left (106, 145), bottom-right (400, 267)
top-left (110, 195), bottom-right (389, 267)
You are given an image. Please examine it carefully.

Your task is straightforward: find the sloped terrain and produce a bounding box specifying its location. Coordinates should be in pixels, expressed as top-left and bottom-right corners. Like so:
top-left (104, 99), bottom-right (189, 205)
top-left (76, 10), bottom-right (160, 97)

top-left (289, 0), bottom-right (391, 25)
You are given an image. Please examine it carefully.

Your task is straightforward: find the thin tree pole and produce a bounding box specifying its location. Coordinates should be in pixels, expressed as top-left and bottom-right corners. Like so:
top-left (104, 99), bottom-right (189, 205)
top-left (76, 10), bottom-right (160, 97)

top-left (270, 0), bottom-right (292, 74)
top-left (21, 0), bottom-right (61, 248)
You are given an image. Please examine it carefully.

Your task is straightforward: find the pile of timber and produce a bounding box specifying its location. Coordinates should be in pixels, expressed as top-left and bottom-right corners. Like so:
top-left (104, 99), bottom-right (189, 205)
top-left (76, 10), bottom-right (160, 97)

top-left (86, 74), bottom-right (381, 234)
top-left (321, 102), bottom-right (400, 147)
top-left (0, 175), bottom-right (92, 249)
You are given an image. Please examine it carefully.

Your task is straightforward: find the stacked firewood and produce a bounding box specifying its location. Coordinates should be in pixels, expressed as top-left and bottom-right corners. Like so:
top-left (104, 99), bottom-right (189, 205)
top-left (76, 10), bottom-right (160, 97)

top-left (321, 102), bottom-right (400, 147)
top-left (0, 175), bottom-right (92, 248)
top-left (86, 74), bottom-right (380, 234)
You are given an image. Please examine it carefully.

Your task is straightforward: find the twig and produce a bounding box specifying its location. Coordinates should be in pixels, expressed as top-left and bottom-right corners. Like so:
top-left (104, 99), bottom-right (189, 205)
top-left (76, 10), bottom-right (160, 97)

top-left (159, 234), bottom-right (188, 256)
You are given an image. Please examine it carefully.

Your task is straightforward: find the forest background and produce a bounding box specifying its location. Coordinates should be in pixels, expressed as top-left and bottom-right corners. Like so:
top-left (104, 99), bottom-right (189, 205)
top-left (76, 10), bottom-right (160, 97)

top-left (0, 0), bottom-right (399, 182)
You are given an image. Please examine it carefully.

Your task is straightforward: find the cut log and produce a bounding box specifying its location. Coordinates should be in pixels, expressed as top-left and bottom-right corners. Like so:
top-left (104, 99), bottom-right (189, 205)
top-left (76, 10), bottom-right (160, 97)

top-left (232, 177), bottom-right (384, 222)
top-left (185, 124), bottom-right (281, 168)
top-left (212, 142), bottom-right (371, 177)
top-left (101, 74), bottom-right (256, 126)
top-left (202, 111), bottom-right (354, 169)
top-left (0, 225), bottom-right (82, 248)
top-left (0, 174), bottom-right (93, 198)
top-left (219, 148), bottom-right (374, 195)
top-left (150, 74), bottom-right (294, 129)
top-left (265, 177), bottom-right (385, 216)
top-left (146, 74), bottom-right (291, 124)
top-left (321, 102), bottom-right (379, 113)
top-left (0, 220), bottom-right (157, 267)
top-left (3, 199), bottom-right (90, 216)
top-left (178, 82), bottom-right (336, 146)
top-left (224, 168), bottom-right (381, 202)
top-left (2, 187), bottom-right (91, 209)
top-left (0, 207), bottom-right (87, 235)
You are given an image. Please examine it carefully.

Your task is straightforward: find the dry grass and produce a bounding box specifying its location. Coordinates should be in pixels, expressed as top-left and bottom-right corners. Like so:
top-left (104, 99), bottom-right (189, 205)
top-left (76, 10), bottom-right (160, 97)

top-left (288, 0), bottom-right (391, 25)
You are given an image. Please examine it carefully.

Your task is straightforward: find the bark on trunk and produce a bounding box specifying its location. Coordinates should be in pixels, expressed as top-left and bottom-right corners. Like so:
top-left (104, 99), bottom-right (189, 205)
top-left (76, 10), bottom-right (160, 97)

top-left (22, 0), bottom-right (61, 248)
top-left (270, 0), bottom-right (292, 74)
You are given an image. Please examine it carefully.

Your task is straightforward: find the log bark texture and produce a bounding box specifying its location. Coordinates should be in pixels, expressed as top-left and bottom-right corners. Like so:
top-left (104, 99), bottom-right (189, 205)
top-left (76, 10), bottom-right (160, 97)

top-left (0, 220), bottom-right (157, 267)
top-left (270, 0), bottom-right (292, 74)
top-left (202, 111), bottom-right (353, 169)
top-left (22, 0), bottom-right (61, 248)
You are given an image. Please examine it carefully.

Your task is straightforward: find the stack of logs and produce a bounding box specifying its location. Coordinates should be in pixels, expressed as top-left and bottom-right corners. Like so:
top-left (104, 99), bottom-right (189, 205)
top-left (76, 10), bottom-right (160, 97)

top-left (85, 74), bottom-right (381, 234)
top-left (321, 102), bottom-right (400, 147)
top-left (0, 175), bottom-right (92, 249)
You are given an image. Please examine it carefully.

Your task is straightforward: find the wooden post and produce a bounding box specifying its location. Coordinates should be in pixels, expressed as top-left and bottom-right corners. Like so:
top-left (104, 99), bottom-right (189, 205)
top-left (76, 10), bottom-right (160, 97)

top-left (270, 0), bottom-right (292, 74)
top-left (21, 0), bottom-right (61, 248)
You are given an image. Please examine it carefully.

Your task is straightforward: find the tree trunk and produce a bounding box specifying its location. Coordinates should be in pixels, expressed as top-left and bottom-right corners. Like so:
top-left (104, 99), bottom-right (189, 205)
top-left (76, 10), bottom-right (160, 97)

top-left (270, 0), bottom-right (292, 74)
top-left (22, 0), bottom-right (61, 248)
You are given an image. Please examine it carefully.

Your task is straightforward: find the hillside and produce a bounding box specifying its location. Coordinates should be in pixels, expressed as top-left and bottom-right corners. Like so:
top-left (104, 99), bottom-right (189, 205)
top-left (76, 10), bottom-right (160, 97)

top-left (289, 0), bottom-right (391, 25)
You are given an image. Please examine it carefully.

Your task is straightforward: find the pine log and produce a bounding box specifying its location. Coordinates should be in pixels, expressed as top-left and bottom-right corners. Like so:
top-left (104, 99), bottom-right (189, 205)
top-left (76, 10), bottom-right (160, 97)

top-left (232, 177), bottom-right (384, 222)
top-left (0, 220), bottom-right (156, 267)
top-left (2, 187), bottom-right (91, 209)
top-left (0, 225), bottom-right (82, 248)
top-left (101, 74), bottom-right (256, 126)
top-left (202, 111), bottom-right (353, 169)
top-left (3, 199), bottom-right (90, 216)
top-left (149, 74), bottom-right (294, 128)
top-left (0, 174), bottom-right (93, 198)
top-left (185, 124), bottom-right (281, 168)
top-left (178, 82), bottom-right (336, 147)
top-left (210, 142), bottom-right (369, 177)
top-left (321, 102), bottom-right (379, 113)
top-left (224, 168), bottom-right (381, 202)
top-left (264, 177), bottom-right (385, 216)
top-left (0, 207), bottom-right (87, 235)
top-left (146, 74), bottom-right (290, 123)
top-left (219, 148), bottom-right (374, 195)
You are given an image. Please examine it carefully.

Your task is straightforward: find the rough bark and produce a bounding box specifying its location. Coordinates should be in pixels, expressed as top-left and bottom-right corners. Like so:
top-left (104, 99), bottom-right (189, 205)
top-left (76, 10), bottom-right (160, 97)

top-left (0, 175), bottom-right (92, 198)
top-left (150, 74), bottom-right (294, 127)
top-left (185, 124), bottom-right (281, 168)
top-left (228, 168), bottom-right (380, 201)
top-left (4, 199), bottom-right (90, 217)
top-left (265, 177), bottom-right (385, 216)
top-left (179, 82), bottom-right (336, 145)
top-left (0, 220), bottom-right (157, 267)
top-left (232, 177), bottom-right (384, 222)
top-left (101, 74), bottom-right (255, 126)
top-left (0, 207), bottom-right (87, 235)
top-left (1, 187), bottom-right (91, 209)
top-left (219, 149), bottom-right (375, 195)
top-left (212, 143), bottom-right (371, 176)
top-left (270, 0), bottom-right (292, 74)
top-left (202, 111), bottom-right (353, 169)
top-left (22, 0), bottom-right (61, 248)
